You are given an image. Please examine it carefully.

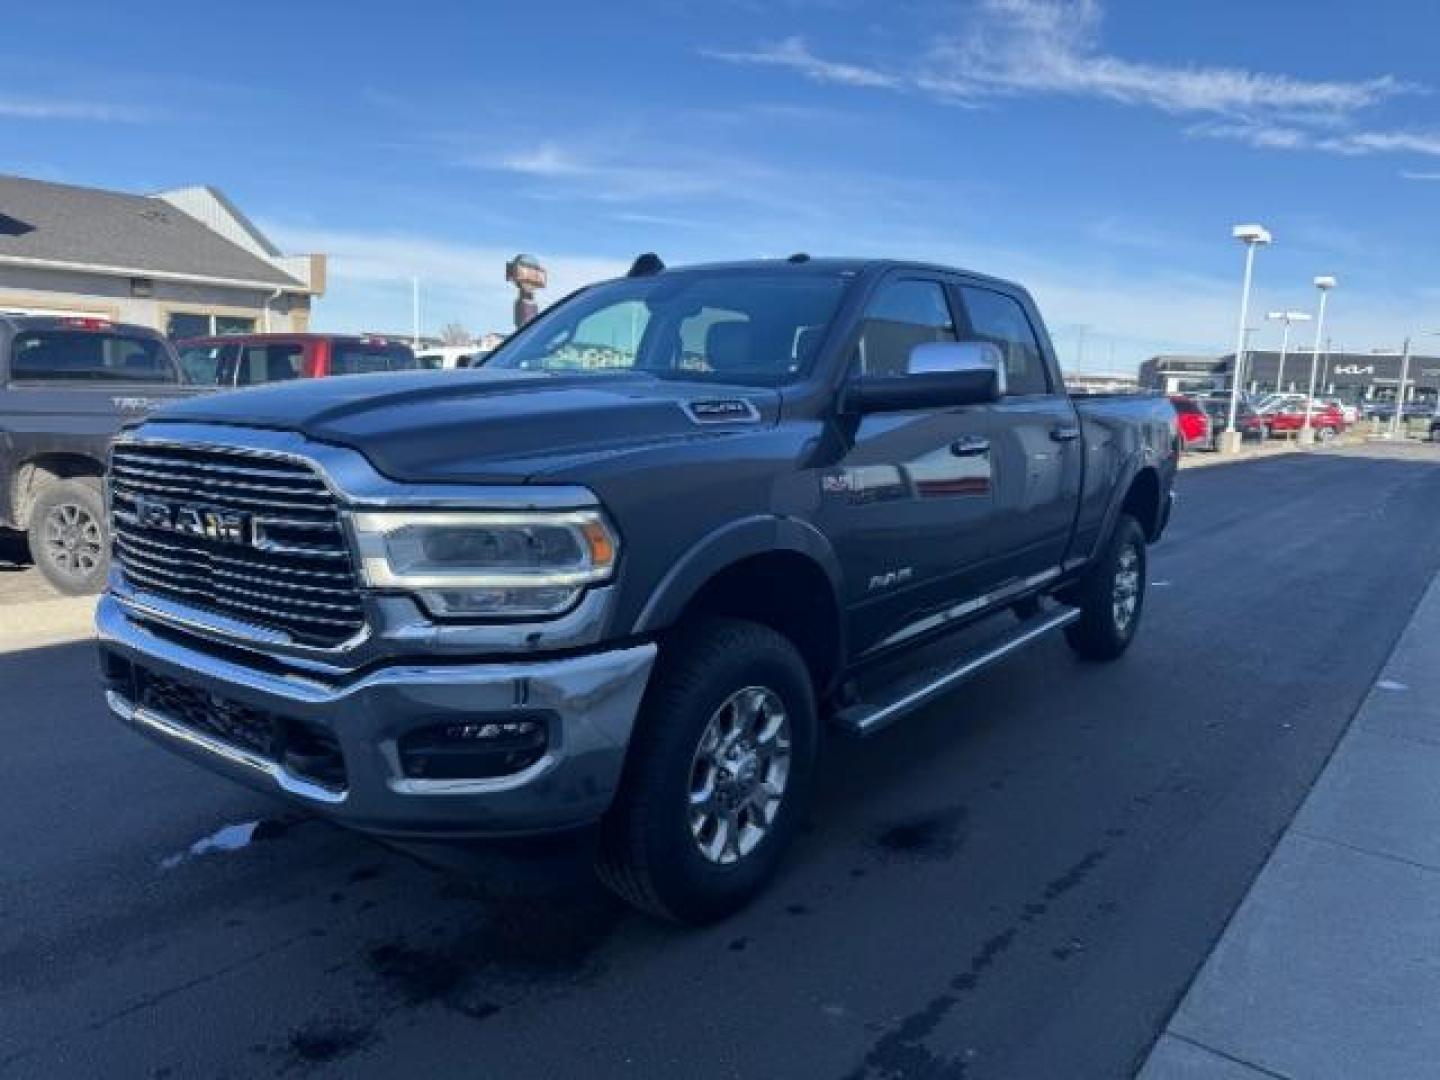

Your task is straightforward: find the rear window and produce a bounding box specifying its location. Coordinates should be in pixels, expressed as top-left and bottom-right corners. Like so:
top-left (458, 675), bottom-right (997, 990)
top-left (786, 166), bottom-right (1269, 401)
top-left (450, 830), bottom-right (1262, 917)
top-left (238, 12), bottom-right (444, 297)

top-left (9, 330), bottom-right (175, 383)
top-left (1169, 397), bottom-right (1202, 414)
top-left (330, 343), bottom-right (417, 376)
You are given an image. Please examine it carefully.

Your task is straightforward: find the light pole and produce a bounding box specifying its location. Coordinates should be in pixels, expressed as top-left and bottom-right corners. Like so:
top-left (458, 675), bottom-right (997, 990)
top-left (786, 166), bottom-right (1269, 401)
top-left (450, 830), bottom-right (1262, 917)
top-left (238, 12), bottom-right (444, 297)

top-left (1225, 224), bottom-right (1272, 453)
top-left (1266, 310), bottom-right (1310, 394)
top-left (1390, 336), bottom-right (1414, 440)
top-left (1299, 276), bottom-right (1337, 445)
top-left (411, 276), bottom-right (421, 350)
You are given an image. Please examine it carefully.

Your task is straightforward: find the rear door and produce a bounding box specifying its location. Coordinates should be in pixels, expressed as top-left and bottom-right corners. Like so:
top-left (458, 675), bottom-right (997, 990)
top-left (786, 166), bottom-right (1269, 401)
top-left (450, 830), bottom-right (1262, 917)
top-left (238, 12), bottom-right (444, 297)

top-left (813, 273), bottom-right (1000, 658)
top-left (953, 283), bottom-right (1083, 585)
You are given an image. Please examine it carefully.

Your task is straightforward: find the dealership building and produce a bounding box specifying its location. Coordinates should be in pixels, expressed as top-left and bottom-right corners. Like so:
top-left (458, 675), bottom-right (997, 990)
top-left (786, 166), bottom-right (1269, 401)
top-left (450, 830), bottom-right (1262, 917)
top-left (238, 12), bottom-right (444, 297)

top-left (0, 174), bottom-right (324, 337)
top-left (1140, 350), bottom-right (1440, 407)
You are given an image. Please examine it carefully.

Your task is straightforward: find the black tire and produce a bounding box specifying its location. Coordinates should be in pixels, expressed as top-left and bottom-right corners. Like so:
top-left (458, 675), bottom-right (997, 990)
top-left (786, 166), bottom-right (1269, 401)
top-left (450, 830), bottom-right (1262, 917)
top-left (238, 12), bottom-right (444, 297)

top-left (596, 618), bottom-right (818, 924)
top-left (1064, 513), bottom-right (1147, 662)
top-left (27, 477), bottom-right (109, 595)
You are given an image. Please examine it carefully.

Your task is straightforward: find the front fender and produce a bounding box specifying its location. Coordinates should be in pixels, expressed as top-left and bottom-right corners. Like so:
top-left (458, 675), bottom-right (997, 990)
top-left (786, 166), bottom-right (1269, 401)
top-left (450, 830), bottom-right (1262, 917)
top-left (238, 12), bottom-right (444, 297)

top-left (631, 514), bottom-right (844, 635)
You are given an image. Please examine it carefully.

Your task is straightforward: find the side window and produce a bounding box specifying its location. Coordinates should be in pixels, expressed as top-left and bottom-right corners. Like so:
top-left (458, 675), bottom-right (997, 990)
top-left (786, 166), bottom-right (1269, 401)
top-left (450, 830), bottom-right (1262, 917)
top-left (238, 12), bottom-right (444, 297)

top-left (958, 287), bottom-right (1049, 396)
top-left (178, 345), bottom-right (225, 384)
top-left (854, 279), bottom-right (956, 377)
top-left (237, 343), bottom-right (303, 385)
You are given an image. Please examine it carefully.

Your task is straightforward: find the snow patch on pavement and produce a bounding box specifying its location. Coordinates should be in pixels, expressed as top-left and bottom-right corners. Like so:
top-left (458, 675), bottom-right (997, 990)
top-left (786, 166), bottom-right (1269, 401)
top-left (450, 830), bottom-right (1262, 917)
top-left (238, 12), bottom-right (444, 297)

top-left (161, 821), bottom-right (262, 870)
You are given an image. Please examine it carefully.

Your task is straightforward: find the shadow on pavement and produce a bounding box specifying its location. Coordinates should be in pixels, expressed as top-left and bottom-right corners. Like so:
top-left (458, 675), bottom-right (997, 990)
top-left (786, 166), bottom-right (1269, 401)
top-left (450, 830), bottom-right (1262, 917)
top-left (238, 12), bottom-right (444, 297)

top-left (0, 528), bottom-right (32, 573)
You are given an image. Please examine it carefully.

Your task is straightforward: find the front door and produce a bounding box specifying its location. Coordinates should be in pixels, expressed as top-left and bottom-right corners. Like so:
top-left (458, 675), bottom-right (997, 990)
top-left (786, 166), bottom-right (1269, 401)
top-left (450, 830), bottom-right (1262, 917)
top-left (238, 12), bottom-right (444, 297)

top-left (813, 275), bottom-right (1001, 659)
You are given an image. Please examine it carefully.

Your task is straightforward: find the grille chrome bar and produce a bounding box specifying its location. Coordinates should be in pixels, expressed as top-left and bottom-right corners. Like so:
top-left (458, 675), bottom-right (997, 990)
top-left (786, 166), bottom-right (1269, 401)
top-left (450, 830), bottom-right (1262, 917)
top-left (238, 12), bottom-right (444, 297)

top-left (110, 443), bottom-right (365, 647)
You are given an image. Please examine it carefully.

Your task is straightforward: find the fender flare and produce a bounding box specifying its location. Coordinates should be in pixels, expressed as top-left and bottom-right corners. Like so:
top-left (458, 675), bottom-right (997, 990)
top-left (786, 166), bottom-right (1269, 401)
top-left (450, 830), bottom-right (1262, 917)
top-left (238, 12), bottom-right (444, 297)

top-left (1098, 456), bottom-right (1163, 548)
top-left (632, 514), bottom-right (845, 638)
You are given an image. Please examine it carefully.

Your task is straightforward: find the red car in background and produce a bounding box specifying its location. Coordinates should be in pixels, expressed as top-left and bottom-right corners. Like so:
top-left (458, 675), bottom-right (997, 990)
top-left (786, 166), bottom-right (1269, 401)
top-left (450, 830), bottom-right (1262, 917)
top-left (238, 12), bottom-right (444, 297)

top-left (1261, 401), bottom-right (1348, 442)
top-left (176, 333), bottom-right (419, 388)
top-left (1168, 395), bottom-right (1212, 450)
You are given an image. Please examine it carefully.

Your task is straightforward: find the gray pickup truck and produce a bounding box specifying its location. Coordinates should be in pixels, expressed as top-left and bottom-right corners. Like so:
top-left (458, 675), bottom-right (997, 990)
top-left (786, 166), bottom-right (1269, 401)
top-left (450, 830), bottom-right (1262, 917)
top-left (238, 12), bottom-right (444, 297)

top-left (0, 316), bottom-right (206, 593)
top-left (97, 257), bottom-right (1177, 922)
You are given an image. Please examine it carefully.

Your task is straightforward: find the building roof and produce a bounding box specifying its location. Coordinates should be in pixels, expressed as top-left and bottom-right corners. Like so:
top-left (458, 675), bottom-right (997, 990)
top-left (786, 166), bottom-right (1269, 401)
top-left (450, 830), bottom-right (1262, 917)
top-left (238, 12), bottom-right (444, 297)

top-left (0, 174), bottom-right (305, 289)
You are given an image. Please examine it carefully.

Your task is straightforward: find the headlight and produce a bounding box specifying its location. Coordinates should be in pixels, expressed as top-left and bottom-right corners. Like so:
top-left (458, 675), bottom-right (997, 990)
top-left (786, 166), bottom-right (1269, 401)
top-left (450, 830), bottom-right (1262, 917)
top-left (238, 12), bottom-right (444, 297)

top-left (350, 510), bottom-right (617, 618)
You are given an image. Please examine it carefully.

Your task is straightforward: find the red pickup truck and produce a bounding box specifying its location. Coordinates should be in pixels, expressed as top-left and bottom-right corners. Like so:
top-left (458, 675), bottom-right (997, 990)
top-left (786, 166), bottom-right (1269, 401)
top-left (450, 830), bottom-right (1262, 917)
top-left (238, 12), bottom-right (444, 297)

top-left (176, 333), bottom-right (418, 388)
top-left (1260, 402), bottom-right (1347, 442)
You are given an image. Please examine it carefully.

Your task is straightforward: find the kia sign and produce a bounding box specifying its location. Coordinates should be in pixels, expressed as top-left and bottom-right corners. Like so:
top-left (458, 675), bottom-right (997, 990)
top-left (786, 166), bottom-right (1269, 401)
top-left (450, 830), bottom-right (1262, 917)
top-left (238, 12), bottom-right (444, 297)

top-left (506, 254), bottom-right (547, 328)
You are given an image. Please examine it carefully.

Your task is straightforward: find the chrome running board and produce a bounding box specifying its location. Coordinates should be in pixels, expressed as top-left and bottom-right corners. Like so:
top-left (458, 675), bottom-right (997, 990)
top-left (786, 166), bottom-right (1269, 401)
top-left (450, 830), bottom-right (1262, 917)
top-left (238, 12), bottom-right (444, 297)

top-left (834, 606), bottom-right (1080, 736)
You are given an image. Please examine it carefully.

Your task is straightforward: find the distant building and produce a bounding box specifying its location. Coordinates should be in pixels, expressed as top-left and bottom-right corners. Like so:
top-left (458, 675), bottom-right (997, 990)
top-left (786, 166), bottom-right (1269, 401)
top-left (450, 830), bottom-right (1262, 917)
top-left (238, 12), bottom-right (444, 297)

top-left (1139, 350), bottom-right (1440, 407)
top-left (1063, 370), bottom-right (1139, 394)
top-left (0, 175), bottom-right (324, 337)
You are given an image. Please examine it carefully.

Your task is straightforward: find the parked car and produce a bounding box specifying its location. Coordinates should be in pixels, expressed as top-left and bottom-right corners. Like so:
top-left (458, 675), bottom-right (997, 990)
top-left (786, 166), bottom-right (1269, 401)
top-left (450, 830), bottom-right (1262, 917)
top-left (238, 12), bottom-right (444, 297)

top-left (415, 345), bottom-right (485, 370)
top-left (1168, 394), bottom-right (1211, 450)
top-left (98, 256), bottom-right (1177, 923)
top-left (1361, 400), bottom-right (1429, 422)
top-left (1316, 396), bottom-right (1359, 424)
top-left (1199, 396), bottom-right (1266, 441)
top-left (1260, 402), bottom-right (1347, 441)
top-left (176, 333), bottom-right (419, 387)
top-left (0, 316), bottom-right (213, 593)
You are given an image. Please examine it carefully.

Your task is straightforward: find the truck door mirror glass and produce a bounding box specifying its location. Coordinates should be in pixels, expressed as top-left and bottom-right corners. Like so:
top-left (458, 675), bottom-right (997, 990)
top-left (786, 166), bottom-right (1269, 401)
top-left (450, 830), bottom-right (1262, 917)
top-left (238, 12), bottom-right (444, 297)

top-left (845, 341), bottom-right (1005, 413)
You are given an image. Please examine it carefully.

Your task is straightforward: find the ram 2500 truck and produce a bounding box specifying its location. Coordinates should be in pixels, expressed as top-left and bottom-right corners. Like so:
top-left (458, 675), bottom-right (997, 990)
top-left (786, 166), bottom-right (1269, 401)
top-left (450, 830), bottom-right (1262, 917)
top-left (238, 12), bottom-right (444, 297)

top-left (97, 257), bottom-right (1177, 923)
top-left (1, 316), bottom-right (207, 594)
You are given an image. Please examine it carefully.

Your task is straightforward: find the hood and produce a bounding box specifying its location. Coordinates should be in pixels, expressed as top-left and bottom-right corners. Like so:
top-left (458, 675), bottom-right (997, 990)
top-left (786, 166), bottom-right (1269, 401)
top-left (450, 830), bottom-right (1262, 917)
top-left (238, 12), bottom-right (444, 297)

top-left (147, 367), bottom-right (779, 483)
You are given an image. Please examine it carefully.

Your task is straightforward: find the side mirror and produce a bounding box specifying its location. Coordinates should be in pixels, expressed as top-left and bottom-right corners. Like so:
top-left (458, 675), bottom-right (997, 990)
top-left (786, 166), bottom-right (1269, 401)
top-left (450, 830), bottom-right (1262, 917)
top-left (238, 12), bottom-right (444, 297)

top-left (846, 341), bottom-right (1006, 413)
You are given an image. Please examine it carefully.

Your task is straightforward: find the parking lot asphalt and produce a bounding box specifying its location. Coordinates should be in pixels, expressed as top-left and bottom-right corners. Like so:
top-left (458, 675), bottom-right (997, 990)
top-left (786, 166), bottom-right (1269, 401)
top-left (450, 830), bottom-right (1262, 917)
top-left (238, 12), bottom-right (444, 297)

top-left (3, 444), bottom-right (1440, 1080)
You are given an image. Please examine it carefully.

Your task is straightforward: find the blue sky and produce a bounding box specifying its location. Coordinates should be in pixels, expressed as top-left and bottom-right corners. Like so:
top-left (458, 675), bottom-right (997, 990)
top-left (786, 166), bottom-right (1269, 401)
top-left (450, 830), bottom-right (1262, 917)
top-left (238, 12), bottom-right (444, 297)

top-left (5, 0), bottom-right (1440, 370)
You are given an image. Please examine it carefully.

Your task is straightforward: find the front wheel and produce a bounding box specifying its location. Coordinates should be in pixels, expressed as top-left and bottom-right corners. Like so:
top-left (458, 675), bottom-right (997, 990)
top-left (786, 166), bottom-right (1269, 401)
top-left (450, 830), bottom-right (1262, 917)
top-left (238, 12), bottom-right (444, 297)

top-left (1064, 514), bottom-right (1147, 662)
top-left (28, 477), bottom-right (109, 595)
top-left (596, 618), bottom-right (818, 924)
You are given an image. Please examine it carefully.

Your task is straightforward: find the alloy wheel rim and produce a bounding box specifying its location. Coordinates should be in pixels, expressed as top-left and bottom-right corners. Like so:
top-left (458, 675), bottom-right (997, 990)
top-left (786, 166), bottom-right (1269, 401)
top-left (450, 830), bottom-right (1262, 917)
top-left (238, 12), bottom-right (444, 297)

top-left (688, 686), bottom-right (792, 866)
top-left (1112, 544), bottom-right (1141, 635)
top-left (43, 503), bottom-right (103, 577)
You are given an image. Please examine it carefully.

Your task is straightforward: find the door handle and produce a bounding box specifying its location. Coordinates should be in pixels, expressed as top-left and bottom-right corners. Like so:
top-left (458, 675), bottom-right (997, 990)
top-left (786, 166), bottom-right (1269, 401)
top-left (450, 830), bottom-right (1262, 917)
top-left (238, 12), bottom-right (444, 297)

top-left (950, 435), bottom-right (991, 456)
top-left (1050, 425), bottom-right (1082, 442)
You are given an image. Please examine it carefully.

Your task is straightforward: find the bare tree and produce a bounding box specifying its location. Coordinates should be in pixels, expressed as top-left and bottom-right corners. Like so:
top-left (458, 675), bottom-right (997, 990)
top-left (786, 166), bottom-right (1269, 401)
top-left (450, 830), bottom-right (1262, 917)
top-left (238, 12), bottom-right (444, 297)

top-left (440, 322), bottom-right (473, 346)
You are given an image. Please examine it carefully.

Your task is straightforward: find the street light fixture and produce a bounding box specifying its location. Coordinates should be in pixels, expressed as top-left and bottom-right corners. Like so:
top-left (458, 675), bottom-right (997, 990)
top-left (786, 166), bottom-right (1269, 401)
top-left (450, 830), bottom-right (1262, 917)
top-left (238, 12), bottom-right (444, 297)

top-left (1299, 276), bottom-right (1337, 445)
top-left (1266, 310), bottom-right (1311, 394)
top-left (1224, 224), bottom-right (1272, 453)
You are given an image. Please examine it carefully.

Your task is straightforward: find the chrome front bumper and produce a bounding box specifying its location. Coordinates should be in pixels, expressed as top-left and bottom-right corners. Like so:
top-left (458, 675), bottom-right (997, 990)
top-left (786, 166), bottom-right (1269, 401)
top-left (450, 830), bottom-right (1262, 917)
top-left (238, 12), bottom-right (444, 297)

top-left (97, 594), bottom-right (657, 837)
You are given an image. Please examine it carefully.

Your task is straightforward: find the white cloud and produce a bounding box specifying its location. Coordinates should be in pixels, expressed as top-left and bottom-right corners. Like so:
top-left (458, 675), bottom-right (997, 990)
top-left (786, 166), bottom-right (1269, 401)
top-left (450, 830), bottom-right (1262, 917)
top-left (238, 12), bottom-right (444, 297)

top-left (1190, 120), bottom-right (1440, 158)
top-left (706, 2), bottom-right (1421, 156)
top-left (1401, 170), bottom-right (1440, 181)
top-left (701, 36), bottom-right (901, 89)
top-left (925, 0), bottom-right (1410, 118)
top-left (0, 97), bottom-right (149, 122)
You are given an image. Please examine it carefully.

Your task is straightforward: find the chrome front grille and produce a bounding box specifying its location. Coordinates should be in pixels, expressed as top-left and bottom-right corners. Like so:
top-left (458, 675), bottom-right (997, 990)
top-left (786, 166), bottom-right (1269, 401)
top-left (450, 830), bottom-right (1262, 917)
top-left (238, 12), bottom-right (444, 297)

top-left (109, 443), bottom-right (365, 647)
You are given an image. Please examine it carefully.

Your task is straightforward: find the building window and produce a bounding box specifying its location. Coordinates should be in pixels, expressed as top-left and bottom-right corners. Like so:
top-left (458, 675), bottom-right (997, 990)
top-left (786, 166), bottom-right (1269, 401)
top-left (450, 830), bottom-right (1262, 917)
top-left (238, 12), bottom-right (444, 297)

top-left (165, 312), bottom-right (257, 340)
top-left (216, 315), bottom-right (256, 336)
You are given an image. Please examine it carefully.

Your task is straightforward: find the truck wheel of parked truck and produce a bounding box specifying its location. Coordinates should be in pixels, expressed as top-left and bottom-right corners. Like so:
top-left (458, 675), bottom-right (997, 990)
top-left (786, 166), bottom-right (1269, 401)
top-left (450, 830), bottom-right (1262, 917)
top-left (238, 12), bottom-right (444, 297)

top-left (27, 476), bottom-right (109, 595)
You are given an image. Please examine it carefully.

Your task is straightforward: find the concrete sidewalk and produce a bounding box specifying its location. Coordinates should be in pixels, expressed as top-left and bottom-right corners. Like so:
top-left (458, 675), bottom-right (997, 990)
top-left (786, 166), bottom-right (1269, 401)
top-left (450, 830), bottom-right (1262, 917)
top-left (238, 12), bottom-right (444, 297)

top-left (0, 594), bottom-right (97, 650)
top-left (1139, 574), bottom-right (1440, 1079)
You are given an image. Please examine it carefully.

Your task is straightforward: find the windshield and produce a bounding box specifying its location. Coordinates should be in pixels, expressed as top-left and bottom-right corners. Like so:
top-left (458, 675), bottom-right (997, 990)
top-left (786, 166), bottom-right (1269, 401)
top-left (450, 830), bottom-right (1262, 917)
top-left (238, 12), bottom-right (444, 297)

top-left (486, 271), bottom-right (848, 386)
